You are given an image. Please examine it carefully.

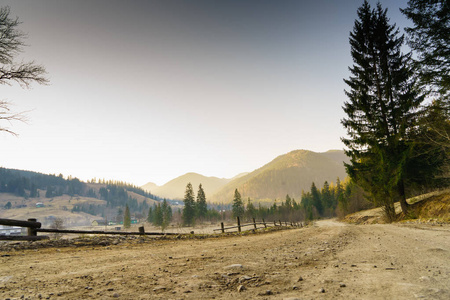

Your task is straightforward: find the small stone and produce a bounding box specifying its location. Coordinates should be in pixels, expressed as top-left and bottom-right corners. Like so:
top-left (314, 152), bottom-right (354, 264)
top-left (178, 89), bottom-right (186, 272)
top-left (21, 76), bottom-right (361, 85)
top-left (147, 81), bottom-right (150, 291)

top-left (319, 288), bottom-right (325, 293)
top-left (224, 264), bottom-right (244, 270)
top-left (340, 283), bottom-right (346, 288)
top-left (237, 285), bottom-right (246, 292)
top-left (258, 290), bottom-right (273, 296)
top-left (297, 276), bottom-right (304, 282)
top-left (239, 275), bottom-right (252, 283)
top-left (113, 293), bottom-right (120, 298)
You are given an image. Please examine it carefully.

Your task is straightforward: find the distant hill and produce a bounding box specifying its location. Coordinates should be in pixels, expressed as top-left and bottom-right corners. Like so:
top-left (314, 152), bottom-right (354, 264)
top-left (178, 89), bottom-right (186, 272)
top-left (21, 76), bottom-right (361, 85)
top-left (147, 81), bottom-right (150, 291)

top-left (0, 167), bottom-right (161, 226)
top-left (210, 149), bottom-right (349, 203)
top-left (141, 182), bottom-right (159, 193)
top-left (142, 173), bottom-right (231, 200)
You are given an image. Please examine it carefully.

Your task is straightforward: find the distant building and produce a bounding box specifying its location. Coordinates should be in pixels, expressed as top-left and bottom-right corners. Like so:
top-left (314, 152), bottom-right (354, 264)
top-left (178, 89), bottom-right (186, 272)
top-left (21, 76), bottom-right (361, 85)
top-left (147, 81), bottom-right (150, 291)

top-left (91, 220), bottom-right (107, 226)
top-left (0, 225), bottom-right (24, 236)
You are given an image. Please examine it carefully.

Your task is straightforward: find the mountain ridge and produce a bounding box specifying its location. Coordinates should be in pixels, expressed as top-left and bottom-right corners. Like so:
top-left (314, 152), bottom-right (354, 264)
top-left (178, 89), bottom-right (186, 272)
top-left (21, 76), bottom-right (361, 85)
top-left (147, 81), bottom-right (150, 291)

top-left (210, 149), bottom-right (349, 203)
top-left (140, 149), bottom-right (349, 203)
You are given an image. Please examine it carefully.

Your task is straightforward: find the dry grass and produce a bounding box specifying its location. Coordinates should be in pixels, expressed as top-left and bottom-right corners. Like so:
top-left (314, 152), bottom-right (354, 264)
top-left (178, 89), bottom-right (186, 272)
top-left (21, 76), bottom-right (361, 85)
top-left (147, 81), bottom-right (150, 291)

top-left (344, 189), bottom-right (450, 224)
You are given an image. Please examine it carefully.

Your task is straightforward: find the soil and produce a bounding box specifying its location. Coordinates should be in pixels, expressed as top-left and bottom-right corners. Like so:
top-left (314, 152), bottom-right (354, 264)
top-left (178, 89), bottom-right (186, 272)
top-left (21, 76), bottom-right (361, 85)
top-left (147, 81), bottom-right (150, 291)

top-left (0, 220), bottom-right (449, 300)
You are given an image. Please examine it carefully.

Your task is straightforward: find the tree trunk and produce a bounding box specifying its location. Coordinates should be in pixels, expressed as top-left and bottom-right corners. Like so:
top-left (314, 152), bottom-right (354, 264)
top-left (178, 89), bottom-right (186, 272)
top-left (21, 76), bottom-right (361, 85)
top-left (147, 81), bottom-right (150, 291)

top-left (398, 179), bottom-right (409, 214)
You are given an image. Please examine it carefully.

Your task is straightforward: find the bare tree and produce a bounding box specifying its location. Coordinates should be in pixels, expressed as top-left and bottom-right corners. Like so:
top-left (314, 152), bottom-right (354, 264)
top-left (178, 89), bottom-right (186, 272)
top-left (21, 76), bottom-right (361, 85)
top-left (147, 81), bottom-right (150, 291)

top-left (0, 6), bottom-right (48, 135)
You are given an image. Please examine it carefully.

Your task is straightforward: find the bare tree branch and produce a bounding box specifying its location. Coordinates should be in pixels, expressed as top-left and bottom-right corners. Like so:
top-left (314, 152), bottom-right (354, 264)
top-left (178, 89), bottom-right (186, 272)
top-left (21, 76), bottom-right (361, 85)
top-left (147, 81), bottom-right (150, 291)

top-left (0, 6), bottom-right (48, 135)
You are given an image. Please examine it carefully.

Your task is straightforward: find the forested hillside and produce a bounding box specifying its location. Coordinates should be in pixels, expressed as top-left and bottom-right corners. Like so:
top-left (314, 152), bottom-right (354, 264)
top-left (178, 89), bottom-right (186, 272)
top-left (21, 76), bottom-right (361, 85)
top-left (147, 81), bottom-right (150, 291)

top-left (211, 150), bottom-right (349, 203)
top-left (0, 168), bottom-right (163, 219)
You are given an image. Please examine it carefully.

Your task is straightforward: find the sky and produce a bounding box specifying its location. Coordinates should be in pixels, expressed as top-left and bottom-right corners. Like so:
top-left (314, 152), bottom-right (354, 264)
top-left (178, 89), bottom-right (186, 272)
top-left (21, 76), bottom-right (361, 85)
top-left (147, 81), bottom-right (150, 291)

top-left (0, 0), bottom-right (410, 186)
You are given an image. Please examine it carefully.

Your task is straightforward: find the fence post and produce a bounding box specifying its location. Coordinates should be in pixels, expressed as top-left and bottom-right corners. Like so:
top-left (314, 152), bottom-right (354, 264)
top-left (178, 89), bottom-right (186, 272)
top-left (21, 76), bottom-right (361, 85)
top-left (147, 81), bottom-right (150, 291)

top-left (221, 222), bottom-right (225, 233)
top-left (237, 216), bottom-right (241, 233)
top-left (253, 218), bottom-right (257, 230)
top-left (263, 218), bottom-right (267, 228)
top-left (139, 226), bottom-right (145, 234)
top-left (27, 218), bottom-right (37, 236)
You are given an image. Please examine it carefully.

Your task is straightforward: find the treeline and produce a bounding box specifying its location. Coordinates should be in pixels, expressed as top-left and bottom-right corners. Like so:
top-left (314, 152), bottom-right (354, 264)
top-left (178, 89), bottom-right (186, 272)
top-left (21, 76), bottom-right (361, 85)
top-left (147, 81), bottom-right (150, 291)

top-left (98, 184), bottom-right (151, 214)
top-left (181, 183), bottom-right (222, 226)
top-left (147, 199), bottom-right (173, 230)
top-left (71, 203), bottom-right (105, 216)
top-left (229, 178), bottom-right (370, 223)
top-left (0, 167), bottom-right (162, 210)
top-left (0, 168), bottom-right (83, 198)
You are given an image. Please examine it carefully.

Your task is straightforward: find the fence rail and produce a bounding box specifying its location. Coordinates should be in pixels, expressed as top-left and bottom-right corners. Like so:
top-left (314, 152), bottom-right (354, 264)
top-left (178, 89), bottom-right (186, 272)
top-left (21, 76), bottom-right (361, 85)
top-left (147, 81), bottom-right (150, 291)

top-left (214, 217), bottom-right (303, 233)
top-left (0, 218), bottom-right (186, 241)
top-left (0, 217), bottom-right (303, 242)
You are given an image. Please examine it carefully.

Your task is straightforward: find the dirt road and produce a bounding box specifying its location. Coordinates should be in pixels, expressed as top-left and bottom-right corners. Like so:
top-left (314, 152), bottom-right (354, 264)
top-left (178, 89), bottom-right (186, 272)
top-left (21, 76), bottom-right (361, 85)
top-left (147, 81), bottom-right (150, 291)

top-left (1, 220), bottom-right (449, 299)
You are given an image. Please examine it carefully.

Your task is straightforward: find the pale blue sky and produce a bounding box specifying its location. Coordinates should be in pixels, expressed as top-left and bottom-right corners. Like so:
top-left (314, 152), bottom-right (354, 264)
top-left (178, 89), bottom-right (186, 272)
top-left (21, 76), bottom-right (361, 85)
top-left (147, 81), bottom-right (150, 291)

top-left (0, 0), bottom-right (410, 186)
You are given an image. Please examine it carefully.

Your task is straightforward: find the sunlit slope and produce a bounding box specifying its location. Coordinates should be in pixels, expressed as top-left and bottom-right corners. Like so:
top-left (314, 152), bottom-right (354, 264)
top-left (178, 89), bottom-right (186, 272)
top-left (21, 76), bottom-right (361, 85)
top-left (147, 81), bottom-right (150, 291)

top-left (144, 173), bottom-right (231, 200)
top-left (211, 150), bottom-right (349, 203)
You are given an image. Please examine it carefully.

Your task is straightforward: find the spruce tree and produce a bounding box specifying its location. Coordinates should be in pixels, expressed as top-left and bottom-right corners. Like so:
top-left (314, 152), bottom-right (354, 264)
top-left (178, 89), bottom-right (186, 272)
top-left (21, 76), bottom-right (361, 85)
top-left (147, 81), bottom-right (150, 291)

top-left (147, 206), bottom-right (154, 223)
top-left (123, 204), bottom-right (131, 228)
top-left (310, 182), bottom-right (323, 216)
top-left (161, 199), bottom-right (172, 230)
top-left (182, 182), bottom-right (195, 226)
top-left (401, 0), bottom-right (450, 97)
top-left (196, 184), bottom-right (208, 221)
top-left (154, 203), bottom-right (163, 226)
top-left (342, 1), bottom-right (423, 219)
top-left (246, 198), bottom-right (256, 220)
top-left (232, 189), bottom-right (244, 219)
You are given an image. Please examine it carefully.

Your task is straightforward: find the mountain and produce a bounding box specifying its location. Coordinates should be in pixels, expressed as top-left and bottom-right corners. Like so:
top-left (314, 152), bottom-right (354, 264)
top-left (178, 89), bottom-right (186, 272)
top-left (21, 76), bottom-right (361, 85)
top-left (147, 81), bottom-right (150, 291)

top-left (142, 172), bottom-right (231, 200)
top-left (210, 149), bottom-right (349, 203)
top-left (141, 181), bottom-right (159, 193)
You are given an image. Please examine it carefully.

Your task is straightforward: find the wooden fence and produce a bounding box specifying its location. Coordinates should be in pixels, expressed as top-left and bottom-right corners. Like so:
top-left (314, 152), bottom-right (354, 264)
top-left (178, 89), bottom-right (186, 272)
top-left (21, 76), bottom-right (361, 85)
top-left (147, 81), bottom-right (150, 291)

top-left (213, 217), bottom-right (303, 233)
top-left (0, 217), bottom-right (303, 241)
top-left (0, 218), bottom-right (185, 241)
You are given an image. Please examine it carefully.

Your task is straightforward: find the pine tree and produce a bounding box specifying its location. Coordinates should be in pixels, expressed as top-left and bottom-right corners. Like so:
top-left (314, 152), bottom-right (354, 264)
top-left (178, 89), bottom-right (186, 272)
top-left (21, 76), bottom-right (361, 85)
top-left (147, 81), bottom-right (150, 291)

top-left (147, 206), bottom-right (154, 223)
top-left (123, 204), bottom-right (131, 228)
top-left (321, 181), bottom-right (333, 210)
top-left (310, 182), bottom-right (323, 216)
top-left (161, 199), bottom-right (172, 230)
top-left (196, 184), bottom-right (208, 221)
top-left (154, 203), bottom-right (163, 227)
top-left (232, 189), bottom-right (244, 219)
top-left (182, 182), bottom-right (195, 226)
top-left (342, 1), bottom-right (424, 219)
top-left (401, 0), bottom-right (450, 97)
top-left (246, 198), bottom-right (256, 220)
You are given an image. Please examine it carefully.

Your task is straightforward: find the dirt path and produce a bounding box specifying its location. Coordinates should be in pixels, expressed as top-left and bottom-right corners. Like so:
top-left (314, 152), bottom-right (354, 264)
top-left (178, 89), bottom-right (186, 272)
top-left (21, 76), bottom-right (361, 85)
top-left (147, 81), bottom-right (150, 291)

top-left (1, 220), bottom-right (449, 299)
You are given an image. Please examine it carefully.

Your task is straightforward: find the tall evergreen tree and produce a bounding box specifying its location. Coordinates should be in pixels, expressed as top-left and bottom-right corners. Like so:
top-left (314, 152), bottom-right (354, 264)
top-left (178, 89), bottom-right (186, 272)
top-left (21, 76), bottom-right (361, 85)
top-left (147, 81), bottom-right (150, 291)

top-left (245, 198), bottom-right (256, 220)
top-left (310, 182), bottom-right (323, 216)
top-left (153, 203), bottom-right (163, 226)
top-left (182, 182), bottom-right (196, 226)
top-left (232, 189), bottom-right (244, 219)
top-left (321, 181), bottom-right (333, 210)
top-left (161, 199), bottom-right (172, 230)
top-left (196, 184), bottom-right (208, 221)
top-left (123, 204), bottom-right (131, 228)
top-left (342, 1), bottom-right (424, 219)
top-left (401, 0), bottom-right (450, 97)
top-left (147, 206), bottom-right (154, 223)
